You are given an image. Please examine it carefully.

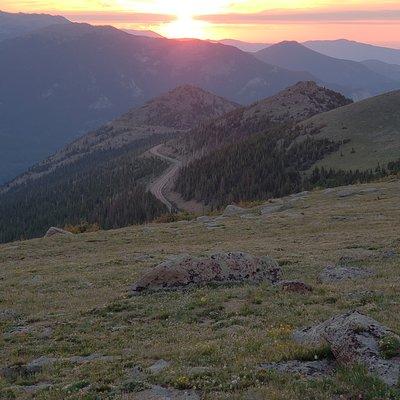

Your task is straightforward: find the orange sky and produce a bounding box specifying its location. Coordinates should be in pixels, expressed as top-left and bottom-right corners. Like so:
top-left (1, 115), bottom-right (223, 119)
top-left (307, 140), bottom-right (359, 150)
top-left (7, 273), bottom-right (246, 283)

top-left (3, 0), bottom-right (400, 47)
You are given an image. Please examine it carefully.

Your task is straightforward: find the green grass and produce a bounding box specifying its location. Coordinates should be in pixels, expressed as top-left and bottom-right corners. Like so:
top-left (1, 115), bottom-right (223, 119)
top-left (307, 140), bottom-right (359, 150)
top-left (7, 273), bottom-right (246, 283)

top-left (301, 90), bottom-right (400, 170)
top-left (0, 180), bottom-right (400, 399)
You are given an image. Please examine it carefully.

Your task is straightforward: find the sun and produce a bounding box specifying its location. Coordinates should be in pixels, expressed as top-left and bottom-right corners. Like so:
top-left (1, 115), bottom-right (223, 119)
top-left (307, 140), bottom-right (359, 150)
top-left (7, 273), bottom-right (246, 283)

top-left (159, 17), bottom-right (207, 39)
top-left (117, 0), bottom-right (233, 38)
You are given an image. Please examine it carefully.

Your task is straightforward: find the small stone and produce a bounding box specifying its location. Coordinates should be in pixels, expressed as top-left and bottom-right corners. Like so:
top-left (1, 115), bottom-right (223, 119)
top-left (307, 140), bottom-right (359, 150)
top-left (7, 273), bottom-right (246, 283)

top-left (38, 327), bottom-right (53, 339)
top-left (223, 205), bottom-right (247, 217)
top-left (0, 309), bottom-right (18, 321)
top-left (382, 249), bottom-right (397, 259)
top-left (129, 365), bottom-right (147, 381)
top-left (148, 359), bottom-right (170, 374)
top-left (196, 216), bottom-right (211, 223)
top-left (319, 265), bottom-right (375, 283)
top-left (275, 280), bottom-right (313, 293)
top-left (45, 227), bottom-right (73, 238)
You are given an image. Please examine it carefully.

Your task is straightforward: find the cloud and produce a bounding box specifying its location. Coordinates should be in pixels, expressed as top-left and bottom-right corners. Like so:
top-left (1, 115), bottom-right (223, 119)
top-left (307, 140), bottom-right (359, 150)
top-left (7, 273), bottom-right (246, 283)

top-left (64, 11), bottom-right (175, 24)
top-left (196, 9), bottom-right (400, 24)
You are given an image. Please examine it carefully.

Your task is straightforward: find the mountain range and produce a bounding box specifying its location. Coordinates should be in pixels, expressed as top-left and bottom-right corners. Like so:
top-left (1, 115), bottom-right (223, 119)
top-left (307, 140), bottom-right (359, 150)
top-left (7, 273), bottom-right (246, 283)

top-left (0, 21), bottom-right (312, 184)
top-left (255, 41), bottom-right (400, 99)
top-left (0, 10), bottom-right (69, 41)
top-left (1, 80), bottom-right (400, 243)
top-left (304, 39), bottom-right (400, 65)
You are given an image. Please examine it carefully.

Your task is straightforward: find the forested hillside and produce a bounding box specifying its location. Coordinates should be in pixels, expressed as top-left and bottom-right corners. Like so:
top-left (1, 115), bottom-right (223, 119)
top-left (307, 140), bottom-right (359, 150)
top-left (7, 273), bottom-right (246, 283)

top-left (175, 87), bottom-right (400, 209)
top-left (0, 86), bottom-right (237, 243)
top-left (0, 139), bottom-right (167, 243)
top-left (176, 128), bottom-right (400, 209)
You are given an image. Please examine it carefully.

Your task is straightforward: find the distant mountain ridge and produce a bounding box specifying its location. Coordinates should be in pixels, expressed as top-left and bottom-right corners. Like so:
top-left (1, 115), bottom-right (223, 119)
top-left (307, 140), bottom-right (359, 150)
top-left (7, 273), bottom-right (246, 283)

top-left (217, 39), bottom-right (270, 52)
top-left (0, 10), bottom-right (70, 41)
top-left (0, 22), bottom-right (313, 184)
top-left (255, 41), bottom-right (400, 100)
top-left (304, 39), bottom-right (400, 65)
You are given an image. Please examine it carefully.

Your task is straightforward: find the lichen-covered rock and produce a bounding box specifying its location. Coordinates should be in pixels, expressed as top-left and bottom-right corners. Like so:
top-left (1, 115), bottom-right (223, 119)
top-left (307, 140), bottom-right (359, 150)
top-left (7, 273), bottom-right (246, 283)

top-left (293, 311), bottom-right (400, 386)
top-left (319, 265), bottom-right (375, 283)
top-left (45, 227), bottom-right (72, 238)
top-left (275, 280), bottom-right (313, 293)
top-left (259, 359), bottom-right (335, 378)
top-left (131, 252), bottom-right (281, 294)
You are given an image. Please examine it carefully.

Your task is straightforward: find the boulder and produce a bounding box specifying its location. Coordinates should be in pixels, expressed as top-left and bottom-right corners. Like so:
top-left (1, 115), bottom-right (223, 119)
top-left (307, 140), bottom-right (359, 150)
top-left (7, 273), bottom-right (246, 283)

top-left (275, 280), bottom-right (313, 294)
top-left (293, 311), bottom-right (400, 386)
top-left (319, 265), bottom-right (375, 283)
top-left (131, 252), bottom-right (282, 294)
top-left (45, 227), bottom-right (72, 238)
top-left (223, 205), bottom-right (247, 217)
top-left (259, 359), bottom-right (335, 378)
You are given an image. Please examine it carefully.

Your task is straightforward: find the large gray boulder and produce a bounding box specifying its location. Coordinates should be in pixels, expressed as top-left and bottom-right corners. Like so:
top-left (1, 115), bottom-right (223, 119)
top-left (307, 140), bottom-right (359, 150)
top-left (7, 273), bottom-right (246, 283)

top-left (131, 252), bottom-right (282, 294)
top-left (293, 311), bottom-right (400, 386)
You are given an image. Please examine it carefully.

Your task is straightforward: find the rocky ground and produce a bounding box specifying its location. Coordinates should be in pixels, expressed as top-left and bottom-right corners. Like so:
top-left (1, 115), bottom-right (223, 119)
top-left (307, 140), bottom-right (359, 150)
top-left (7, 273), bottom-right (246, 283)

top-left (1, 179), bottom-right (399, 399)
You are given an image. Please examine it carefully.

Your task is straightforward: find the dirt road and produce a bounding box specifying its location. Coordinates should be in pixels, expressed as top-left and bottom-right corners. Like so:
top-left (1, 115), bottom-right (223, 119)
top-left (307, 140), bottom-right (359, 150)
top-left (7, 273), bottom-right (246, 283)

top-left (148, 144), bottom-right (181, 212)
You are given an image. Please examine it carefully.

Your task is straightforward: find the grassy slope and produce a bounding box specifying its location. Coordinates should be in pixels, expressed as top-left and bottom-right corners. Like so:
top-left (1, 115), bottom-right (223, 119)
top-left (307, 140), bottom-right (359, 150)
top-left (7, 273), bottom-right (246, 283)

top-left (301, 90), bottom-right (400, 171)
top-left (1, 179), bottom-right (400, 399)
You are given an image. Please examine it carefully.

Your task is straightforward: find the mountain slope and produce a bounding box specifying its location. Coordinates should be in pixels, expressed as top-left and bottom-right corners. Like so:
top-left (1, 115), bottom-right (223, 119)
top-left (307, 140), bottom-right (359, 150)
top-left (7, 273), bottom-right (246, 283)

top-left (6, 85), bottom-right (239, 189)
top-left (0, 22), bottom-right (313, 184)
top-left (0, 10), bottom-right (69, 41)
top-left (175, 85), bottom-right (400, 208)
top-left (297, 90), bottom-right (400, 171)
top-left (174, 81), bottom-right (352, 157)
top-left (0, 86), bottom-right (239, 243)
top-left (255, 41), bottom-right (399, 99)
top-left (362, 60), bottom-right (400, 82)
top-left (304, 39), bottom-right (400, 65)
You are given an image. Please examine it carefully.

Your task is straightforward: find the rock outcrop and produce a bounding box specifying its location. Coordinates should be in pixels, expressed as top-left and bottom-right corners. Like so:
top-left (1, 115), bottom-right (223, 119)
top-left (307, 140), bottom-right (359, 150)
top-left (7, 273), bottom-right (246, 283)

top-left (293, 311), bottom-right (400, 386)
top-left (131, 252), bottom-right (281, 294)
top-left (45, 227), bottom-right (72, 238)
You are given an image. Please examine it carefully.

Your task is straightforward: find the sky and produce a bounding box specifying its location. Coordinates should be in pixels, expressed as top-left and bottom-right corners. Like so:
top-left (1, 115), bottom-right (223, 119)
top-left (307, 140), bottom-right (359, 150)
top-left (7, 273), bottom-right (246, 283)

top-left (3, 0), bottom-right (400, 47)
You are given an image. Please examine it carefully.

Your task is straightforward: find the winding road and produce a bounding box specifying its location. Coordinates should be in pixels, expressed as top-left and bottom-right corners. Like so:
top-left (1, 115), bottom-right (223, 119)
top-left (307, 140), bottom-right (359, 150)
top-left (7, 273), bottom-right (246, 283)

top-left (148, 144), bottom-right (182, 212)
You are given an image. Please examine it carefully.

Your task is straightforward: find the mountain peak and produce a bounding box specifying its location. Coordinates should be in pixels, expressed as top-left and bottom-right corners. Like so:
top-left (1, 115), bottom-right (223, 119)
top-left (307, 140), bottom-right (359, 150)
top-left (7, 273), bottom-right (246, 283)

top-left (120, 85), bottom-right (240, 130)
